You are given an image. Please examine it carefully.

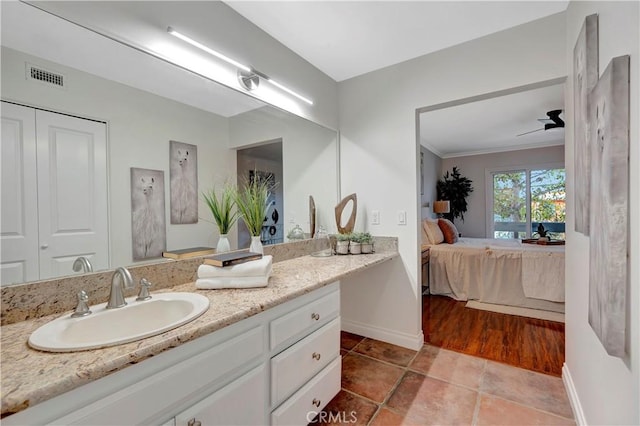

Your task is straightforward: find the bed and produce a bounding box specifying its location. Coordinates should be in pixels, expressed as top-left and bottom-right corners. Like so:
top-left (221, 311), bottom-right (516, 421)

top-left (423, 219), bottom-right (565, 313)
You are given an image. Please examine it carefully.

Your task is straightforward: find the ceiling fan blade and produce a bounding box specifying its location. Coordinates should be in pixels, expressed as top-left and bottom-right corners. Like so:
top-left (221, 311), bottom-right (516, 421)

top-left (517, 128), bottom-right (544, 137)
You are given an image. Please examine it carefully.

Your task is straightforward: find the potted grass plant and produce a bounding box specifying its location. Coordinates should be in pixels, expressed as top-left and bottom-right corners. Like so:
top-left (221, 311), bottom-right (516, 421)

top-left (202, 184), bottom-right (238, 253)
top-left (235, 174), bottom-right (273, 254)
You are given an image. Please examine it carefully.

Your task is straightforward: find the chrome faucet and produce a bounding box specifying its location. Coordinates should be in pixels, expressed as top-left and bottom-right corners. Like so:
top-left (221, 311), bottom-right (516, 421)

top-left (106, 267), bottom-right (134, 309)
top-left (72, 256), bottom-right (93, 273)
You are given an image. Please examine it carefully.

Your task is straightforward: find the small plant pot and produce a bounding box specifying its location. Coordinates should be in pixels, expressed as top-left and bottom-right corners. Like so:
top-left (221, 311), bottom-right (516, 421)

top-left (336, 240), bottom-right (350, 255)
top-left (349, 242), bottom-right (361, 255)
top-left (361, 242), bottom-right (374, 254)
top-left (538, 237), bottom-right (549, 243)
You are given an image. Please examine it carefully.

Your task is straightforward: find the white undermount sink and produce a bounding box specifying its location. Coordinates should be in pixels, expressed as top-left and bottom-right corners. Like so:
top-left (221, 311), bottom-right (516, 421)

top-left (28, 292), bottom-right (210, 352)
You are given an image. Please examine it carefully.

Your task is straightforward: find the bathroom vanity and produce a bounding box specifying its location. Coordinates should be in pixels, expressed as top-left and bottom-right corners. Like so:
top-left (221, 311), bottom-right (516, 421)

top-left (1, 249), bottom-right (397, 425)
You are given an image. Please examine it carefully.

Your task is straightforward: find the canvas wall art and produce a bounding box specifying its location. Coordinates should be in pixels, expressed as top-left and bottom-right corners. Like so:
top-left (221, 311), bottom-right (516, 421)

top-left (573, 14), bottom-right (598, 235)
top-left (131, 167), bottom-right (166, 260)
top-left (169, 140), bottom-right (198, 224)
top-left (588, 55), bottom-right (629, 358)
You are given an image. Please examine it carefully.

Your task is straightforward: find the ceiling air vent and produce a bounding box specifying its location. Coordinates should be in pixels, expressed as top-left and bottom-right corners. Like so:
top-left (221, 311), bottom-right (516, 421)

top-left (27, 64), bottom-right (65, 88)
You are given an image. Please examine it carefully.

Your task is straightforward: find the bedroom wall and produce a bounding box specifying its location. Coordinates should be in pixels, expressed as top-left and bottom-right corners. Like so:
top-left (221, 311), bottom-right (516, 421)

top-left (420, 146), bottom-right (442, 221)
top-left (440, 144), bottom-right (565, 237)
top-left (338, 13), bottom-right (566, 349)
top-left (564, 1), bottom-right (639, 424)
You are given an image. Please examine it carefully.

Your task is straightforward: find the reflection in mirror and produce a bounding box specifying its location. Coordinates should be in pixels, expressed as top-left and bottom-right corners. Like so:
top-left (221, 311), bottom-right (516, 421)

top-left (0, 2), bottom-right (338, 286)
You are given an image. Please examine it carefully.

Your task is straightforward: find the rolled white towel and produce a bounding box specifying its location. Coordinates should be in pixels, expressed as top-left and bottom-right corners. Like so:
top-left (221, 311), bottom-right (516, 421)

top-left (195, 275), bottom-right (270, 289)
top-left (198, 255), bottom-right (273, 278)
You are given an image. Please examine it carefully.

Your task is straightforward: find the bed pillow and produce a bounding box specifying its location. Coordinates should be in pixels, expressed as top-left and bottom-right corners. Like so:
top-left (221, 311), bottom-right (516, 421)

top-left (423, 218), bottom-right (445, 244)
top-left (437, 218), bottom-right (459, 244)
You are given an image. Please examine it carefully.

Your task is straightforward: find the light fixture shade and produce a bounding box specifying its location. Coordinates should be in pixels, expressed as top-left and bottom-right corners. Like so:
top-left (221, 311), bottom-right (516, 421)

top-left (238, 70), bottom-right (260, 91)
top-left (433, 200), bottom-right (450, 214)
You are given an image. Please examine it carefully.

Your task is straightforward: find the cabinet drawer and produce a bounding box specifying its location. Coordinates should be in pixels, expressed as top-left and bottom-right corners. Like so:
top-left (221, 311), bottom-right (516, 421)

top-left (270, 287), bottom-right (339, 351)
top-left (271, 356), bottom-right (341, 426)
top-left (175, 364), bottom-right (267, 426)
top-left (271, 317), bottom-right (340, 407)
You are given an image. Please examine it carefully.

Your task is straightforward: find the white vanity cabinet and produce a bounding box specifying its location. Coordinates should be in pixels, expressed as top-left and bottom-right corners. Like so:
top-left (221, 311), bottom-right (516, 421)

top-left (173, 364), bottom-right (268, 426)
top-left (4, 282), bottom-right (341, 426)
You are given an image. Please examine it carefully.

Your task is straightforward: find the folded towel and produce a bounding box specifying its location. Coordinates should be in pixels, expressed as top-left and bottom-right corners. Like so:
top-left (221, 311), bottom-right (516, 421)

top-left (195, 275), bottom-right (270, 289)
top-left (198, 255), bottom-right (273, 278)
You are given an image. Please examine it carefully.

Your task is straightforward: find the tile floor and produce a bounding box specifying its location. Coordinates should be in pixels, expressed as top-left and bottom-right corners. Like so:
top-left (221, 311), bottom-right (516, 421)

top-left (310, 332), bottom-right (575, 425)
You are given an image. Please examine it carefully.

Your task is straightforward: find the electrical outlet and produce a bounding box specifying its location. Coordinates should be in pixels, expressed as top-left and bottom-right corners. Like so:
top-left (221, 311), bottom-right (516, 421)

top-left (397, 210), bottom-right (407, 225)
top-left (372, 210), bottom-right (380, 225)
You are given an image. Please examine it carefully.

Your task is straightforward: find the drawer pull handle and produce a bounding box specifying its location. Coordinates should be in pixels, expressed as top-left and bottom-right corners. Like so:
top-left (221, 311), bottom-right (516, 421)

top-left (187, 419), bottom-right (202, 426)
top-left (311, 312), bottom-right (320, 321)
top-left (312, 398), bottom-right (321, 407)
top-left (312, 352), bottom-right (321, 361)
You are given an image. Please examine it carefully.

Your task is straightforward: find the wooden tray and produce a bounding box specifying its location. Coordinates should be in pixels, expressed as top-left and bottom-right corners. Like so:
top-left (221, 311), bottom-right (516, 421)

top-left (521, 239), bottom-right (565, 245)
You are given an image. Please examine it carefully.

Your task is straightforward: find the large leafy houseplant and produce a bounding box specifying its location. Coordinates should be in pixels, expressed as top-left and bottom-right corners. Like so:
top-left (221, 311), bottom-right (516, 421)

top-left (436, 167), bottom-right (474, 223)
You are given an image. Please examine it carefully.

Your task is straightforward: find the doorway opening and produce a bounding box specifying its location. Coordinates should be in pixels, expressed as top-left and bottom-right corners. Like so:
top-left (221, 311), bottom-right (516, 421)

top-left (236, 140), bottom-right (284, 249)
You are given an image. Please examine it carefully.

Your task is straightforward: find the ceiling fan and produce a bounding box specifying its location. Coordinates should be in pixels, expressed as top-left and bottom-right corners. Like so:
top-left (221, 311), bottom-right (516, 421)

top-left (517, 109), bottom-right (565, 136)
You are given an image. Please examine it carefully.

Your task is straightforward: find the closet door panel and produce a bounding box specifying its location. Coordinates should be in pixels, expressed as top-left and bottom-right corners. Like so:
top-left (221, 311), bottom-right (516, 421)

top-left (0, 102), bottom-right (39, 285)
top-left (35, 110), bottom-right (109, 279)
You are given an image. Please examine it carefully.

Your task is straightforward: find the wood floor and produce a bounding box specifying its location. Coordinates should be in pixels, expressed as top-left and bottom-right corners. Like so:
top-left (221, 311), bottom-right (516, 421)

top-left (422, 294), bottom-right (565, 376)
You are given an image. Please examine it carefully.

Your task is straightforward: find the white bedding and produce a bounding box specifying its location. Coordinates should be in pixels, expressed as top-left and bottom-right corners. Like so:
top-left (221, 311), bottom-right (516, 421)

top-left (429, 237), bottom-right (565, 312)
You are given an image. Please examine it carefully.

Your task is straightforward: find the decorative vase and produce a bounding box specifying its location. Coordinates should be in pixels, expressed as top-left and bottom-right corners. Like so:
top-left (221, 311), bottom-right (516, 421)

top-left (216, 234), bottom-right (231, 253)
top-left (336, 240), bottom-right (350, 255)
top-left (250, 236), bottom-right (264, 254)
top-left (349, 242), bottom-right (362, 255)
top-left (361, 242), bottom-right (374, 254)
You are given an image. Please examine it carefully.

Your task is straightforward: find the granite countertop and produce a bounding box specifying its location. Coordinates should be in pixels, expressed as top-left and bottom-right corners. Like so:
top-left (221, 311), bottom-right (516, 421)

top-left (0, 250), bottom-right (397, 417)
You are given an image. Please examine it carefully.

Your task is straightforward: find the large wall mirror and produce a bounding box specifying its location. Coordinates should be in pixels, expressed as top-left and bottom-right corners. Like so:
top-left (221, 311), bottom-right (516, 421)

top-left (0, 2), bottom-right (338, 286)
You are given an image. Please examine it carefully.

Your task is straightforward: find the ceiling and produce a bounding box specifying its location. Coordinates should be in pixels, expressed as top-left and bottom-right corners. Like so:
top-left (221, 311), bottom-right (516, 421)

top-left (3, 1), bottom-right (569, 156)
top-left (225, 1), bottom-right (568, 82)
top-left (420, 83), bottom-right (565, 158)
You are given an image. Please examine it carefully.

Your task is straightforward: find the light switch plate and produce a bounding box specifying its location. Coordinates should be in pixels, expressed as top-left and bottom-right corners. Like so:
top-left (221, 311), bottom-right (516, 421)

top-left (397, 210), bottom-right (406, 225)
top-left (372, 210), bottom-right (380, 225)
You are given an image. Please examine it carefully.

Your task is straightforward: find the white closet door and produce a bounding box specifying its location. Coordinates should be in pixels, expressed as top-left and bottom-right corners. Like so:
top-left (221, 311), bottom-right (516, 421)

top-left (1, 103), bottom-right (39, 285)
top-left (35, 110), bottom-right (109, 279)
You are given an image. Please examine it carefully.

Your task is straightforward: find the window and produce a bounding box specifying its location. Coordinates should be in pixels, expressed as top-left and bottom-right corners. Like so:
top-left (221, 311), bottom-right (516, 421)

top-left (488, 165), bottom-right (565, 240)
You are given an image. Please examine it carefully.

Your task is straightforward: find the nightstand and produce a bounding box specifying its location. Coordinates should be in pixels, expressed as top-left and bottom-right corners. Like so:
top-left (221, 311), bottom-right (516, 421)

top-left (421, 246), bottom-right (430, 294)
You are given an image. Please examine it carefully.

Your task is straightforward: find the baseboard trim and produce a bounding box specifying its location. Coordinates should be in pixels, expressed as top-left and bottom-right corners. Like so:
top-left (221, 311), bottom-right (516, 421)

top-left (562, 363), bottom-right (587, 425)
top-left (341, 319), bottom-right (424, 351)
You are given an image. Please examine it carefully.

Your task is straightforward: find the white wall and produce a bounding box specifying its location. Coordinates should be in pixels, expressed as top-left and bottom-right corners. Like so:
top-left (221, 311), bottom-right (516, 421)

top-left (420, 146), bottom-right (442, 221)
top-left (338, 13), bottom-right (566, 350)
top-left (564, 2), bottom-right (639, 424)
top-left (440, 145), bottom-right (565, 237)
top-left (1, 47), bottom-right (236, 268)
top-left (229, 108), bottom-right (339, 237)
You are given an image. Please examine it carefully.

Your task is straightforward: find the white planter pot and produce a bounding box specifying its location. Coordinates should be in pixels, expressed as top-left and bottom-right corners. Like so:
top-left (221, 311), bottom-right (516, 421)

top-left (361, 242), bottom-right (374, 254)
top-left (349, 242), bottom-right (361, 255)
top-left (216, 234), bottom-right (231, 253)
top-left (336, 241), bottom-right (349, 255)
top-left (249, 236), bottom-right (264, 254)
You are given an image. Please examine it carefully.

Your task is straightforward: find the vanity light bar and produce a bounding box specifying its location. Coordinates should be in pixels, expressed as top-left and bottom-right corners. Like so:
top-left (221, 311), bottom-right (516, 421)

top-left (167, 26), bottom-right (313, 106)
top-left (167, 27), bottom-right (251, 72)
top-left (265, 76), bottom-right (314, 105)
